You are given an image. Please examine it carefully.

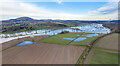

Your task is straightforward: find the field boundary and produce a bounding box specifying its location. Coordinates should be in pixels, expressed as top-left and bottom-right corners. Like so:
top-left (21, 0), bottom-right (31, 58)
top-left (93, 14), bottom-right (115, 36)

top-left (67, 32), bottom-right (84, 45)
top-left (76, 33), bottom-right (113, 64)
top-left (93, 46), bottom-right (120, 52)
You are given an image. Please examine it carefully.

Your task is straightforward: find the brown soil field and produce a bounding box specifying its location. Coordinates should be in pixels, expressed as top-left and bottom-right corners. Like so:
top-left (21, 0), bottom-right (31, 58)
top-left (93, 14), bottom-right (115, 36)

top-left (94, 33), bottom-right (119, 50)
top-left (1, 35), bottom-right (51, 50)
top-left (2, 43), bottom-right (85, 64)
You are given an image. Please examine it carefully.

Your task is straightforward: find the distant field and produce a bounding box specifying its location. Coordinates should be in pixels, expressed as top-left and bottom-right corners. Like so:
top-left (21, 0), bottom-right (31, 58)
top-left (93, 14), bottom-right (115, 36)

top-left (2, 27), bottom-right (67, 34)
top-left (86, 49), bottom-right (119, 64)
top-left (94, 33), bottom-right (119, 50)
top-left (39, 33), bottom-right (82, 45)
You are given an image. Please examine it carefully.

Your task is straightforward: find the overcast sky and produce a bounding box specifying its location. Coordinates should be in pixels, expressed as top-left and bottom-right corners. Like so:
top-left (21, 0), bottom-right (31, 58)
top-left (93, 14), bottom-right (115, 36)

top-left (0, 0), bottom-right (119, 20)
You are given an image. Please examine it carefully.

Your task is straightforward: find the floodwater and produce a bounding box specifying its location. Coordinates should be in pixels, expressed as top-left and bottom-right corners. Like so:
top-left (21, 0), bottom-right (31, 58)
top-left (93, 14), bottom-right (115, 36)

top-left (1, 23), bottom-right (110, 44)
top-left (82, 34), bottom-right (99, 37)
top-left (63, 34), bottom-right (99, 42)
top-left (63, 33), bottom-right (99, 42)
top-left (74, 37), bottom-right (87, 42)
top-left (63, 38), bottom-right (75, 41)
top-left (16, 41), bottom-right (36, 46)
top-left (63, 37), bottom-right (87, 42)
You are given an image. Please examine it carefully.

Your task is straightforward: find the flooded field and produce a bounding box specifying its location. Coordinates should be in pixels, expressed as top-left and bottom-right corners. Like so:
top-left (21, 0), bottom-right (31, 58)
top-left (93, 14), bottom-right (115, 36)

top-left (63, 33), bottom-right (99, 42)
top-left (0, 23), bottom-right (110, 44)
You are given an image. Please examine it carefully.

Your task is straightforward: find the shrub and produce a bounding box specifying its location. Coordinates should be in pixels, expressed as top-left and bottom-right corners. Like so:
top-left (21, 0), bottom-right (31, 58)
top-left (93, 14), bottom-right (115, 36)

top-left (59, 31), bottom-right (69, 34)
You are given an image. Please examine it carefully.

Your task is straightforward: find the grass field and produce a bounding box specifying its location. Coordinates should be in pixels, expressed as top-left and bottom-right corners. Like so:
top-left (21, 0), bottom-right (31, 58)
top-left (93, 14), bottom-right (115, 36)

top-left (39, 32), bottom-right (100, 45)
top-left (94, 33), bottom-right (119, 50)
top-left (39, 33), bottom-right (82, 45)
top-left (86, 49), bottom-right (119, 64)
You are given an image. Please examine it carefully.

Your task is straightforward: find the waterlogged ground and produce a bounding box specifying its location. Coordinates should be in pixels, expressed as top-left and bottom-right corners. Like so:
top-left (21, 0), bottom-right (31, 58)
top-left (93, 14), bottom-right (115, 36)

top-left (39, 33), bottom-right (100, 45)
top-left (16, 41), bottom-right (36, 46)
top-left (63, 33), bottom-right (99, 42)
top-left (1, 23), bottom-right (110, 44)
top-left (63, 37), bottom-right (87, 42)
top-left (39, 33), bottom-right (82, 45)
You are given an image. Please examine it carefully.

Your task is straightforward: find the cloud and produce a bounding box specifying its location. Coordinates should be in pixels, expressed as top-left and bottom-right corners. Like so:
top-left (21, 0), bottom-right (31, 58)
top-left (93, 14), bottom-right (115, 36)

top-left (98, 6), bottom-right (115, 11)
top-left (87, 10), bottom-right (118, 20)
top-left (90, 11), bottom-right (100, 14)
top-left (56, 0), bottom-right (63, 4)
top-left (89, 2), bottom-right (118, 15)
top-left (0, 0), bottom-right (84, 20)
top-left (0, 0), bottom-right (118, 20)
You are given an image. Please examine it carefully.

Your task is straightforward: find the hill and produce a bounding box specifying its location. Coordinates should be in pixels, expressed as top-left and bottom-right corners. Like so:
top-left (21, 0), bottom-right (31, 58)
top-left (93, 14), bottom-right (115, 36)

top-left (1, 17), bottom-right (119, 34)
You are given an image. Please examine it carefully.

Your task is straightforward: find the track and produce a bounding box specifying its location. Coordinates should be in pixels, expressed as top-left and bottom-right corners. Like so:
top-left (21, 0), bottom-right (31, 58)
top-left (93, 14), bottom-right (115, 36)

top-left (76, 33), bottom-right (112, 64)
top-left (67, 32), bottom-right (84, 45)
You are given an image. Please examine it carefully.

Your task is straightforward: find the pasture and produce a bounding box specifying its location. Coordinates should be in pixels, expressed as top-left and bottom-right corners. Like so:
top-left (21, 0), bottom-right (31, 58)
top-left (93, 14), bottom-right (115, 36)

top-left (86, 49), bottom-right (119, 64)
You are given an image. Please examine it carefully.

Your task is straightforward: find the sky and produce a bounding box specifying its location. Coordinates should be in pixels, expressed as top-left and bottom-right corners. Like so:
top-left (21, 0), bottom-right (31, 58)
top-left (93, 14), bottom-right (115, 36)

top-left (0, 0), bottom-right (119, 20)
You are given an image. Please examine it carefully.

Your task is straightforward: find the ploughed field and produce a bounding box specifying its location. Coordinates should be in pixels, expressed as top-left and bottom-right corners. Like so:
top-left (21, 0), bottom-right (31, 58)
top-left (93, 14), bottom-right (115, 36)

top-left (2, 32), bottom-right (100, 64)
top-left (2, 43), bottom-right (85, 64)
top-left (94, 33), bottom-right (119, 50)
top-left (3, 32), bottom-right (118, 64)
top-left (85, 33), bottom-right (119, 64)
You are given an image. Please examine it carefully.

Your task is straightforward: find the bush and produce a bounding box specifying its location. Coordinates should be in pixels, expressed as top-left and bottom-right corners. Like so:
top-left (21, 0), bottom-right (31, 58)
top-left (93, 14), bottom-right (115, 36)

top-left (59, 31), bottom-right (69, 34)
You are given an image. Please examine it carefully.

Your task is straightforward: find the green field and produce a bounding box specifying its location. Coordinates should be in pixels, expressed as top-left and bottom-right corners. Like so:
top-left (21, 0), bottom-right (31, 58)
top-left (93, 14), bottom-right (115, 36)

top-left (39, 32), bottom-right (100, 45)
top-left (87, 49), bottom-right (119, 64)
top-left (39, 33), bottom-right (82, 45)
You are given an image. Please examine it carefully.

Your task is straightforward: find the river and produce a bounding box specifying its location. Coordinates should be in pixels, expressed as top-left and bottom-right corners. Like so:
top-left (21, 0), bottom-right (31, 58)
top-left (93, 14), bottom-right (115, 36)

top-left (0, 23), bottom-right (111, 44)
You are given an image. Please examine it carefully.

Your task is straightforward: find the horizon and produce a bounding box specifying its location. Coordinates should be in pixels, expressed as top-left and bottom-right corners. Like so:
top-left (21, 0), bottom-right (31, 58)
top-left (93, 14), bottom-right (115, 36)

top-left (0, 0), bottom-right (119, 20)
top-left (1, 16), bottom-right (119, 21)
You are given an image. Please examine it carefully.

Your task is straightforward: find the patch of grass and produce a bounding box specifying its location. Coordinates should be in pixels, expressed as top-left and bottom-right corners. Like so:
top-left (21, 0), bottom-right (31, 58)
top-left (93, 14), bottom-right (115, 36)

top-left (87, 49), bottom-right (119, 64)
top-left (39, 33), bottom-right (82, 45)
